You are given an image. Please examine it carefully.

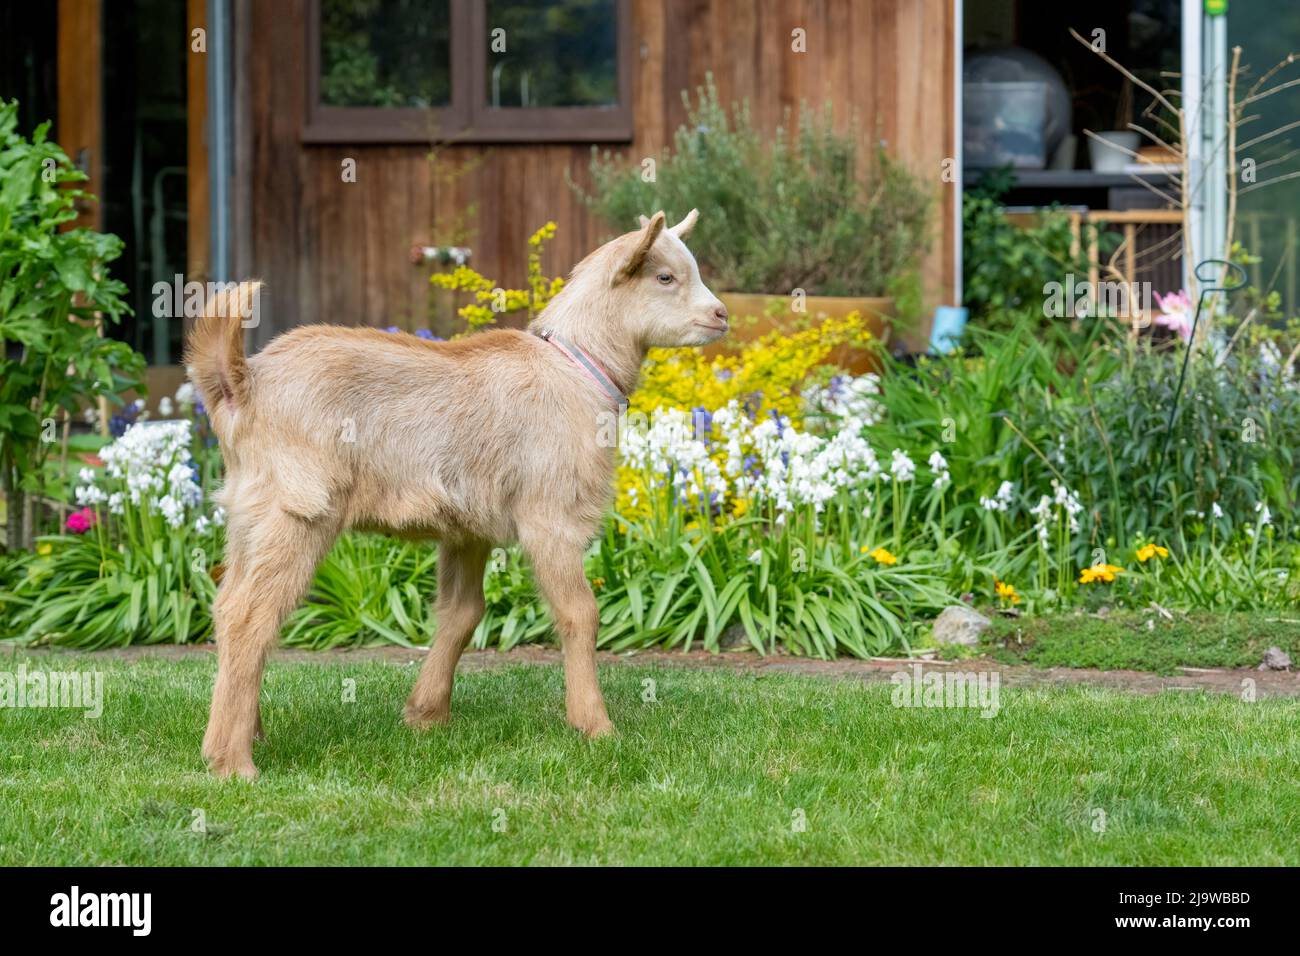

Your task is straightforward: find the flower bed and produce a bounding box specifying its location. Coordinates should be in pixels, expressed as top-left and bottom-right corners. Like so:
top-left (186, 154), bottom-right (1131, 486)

top-left (4, 302), bottom-right (1296, 658)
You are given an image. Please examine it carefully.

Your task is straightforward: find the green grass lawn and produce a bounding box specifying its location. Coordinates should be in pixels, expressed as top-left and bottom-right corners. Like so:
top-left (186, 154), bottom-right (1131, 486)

top-left (976, 611), bottom-right (1300, 674)
top-left (1, 651), bottom-right (1298, 865)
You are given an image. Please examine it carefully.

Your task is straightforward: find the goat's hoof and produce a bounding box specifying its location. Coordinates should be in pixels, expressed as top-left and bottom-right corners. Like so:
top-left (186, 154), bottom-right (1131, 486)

top-left (207, 752), bottom-right (259, 781)
top-left (404, 704), bottom-right (450, 731)
top-left (571, 714), bottom-right (616, 739)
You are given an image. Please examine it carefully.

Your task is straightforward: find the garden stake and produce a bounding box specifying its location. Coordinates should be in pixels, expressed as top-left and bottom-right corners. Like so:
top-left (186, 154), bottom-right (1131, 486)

top-left (1146, 259), bottom-right (1246, 527)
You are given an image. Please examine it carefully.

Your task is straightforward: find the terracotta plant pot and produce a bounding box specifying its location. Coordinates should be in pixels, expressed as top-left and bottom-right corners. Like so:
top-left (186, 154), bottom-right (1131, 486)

top-left (709, 292), bottom-right (893, 375)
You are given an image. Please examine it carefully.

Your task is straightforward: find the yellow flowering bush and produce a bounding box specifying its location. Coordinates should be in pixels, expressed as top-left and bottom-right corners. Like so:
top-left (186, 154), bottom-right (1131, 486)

top-left (430, 222), bottom-right (565, 333)
top-left (631, 312), bottom-right (875, 426)
top-left (615, 311), bottom-right (877, 523)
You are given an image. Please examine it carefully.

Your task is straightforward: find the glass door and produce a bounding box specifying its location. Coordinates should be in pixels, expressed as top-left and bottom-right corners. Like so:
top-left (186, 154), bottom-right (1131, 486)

top-left (1227, 0), bottom-right (1300, 315)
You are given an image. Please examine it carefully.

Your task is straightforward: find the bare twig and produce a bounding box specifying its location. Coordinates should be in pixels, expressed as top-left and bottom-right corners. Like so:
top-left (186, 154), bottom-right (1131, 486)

top-left (1069, 28), bottom-right (1182, 117)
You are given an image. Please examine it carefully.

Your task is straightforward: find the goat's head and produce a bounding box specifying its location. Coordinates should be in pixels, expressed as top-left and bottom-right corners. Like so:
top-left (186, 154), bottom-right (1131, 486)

top-left (595, 209), bottom-right (728, 348)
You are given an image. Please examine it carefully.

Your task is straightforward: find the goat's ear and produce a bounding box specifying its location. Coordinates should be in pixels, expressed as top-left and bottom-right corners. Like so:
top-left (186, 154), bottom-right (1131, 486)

top-left (637, 214), bottom-right (651, 228)
top-left (616, 211), bottom-right (665, 283)
top-left (670, 208), bottom-right (699, 239)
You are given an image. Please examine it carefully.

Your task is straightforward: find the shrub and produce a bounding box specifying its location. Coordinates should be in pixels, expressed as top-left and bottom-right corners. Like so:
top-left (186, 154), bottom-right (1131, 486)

top-left (0, 99), bottom-right (144, 550)
top-left (962, 169), bottom-right (1092, 326)
top-left (575, 76), bottom-right (931, 297)
top-left (428, 221), bottom-right (563, 333)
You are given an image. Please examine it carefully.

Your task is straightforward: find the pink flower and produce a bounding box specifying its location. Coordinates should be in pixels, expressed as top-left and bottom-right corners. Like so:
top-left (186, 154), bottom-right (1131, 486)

top-left (1153, 289), bottom-right (1195, 341)
top-left (65, 506), bottom-right (98, 534)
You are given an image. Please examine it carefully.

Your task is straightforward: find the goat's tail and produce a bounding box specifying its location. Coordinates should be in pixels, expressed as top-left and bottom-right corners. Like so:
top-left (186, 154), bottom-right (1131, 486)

top-left (183, 280), bottom-right (262, 437)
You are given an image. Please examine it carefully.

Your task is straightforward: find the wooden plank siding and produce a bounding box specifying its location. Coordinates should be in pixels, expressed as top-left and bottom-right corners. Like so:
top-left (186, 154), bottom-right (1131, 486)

top-left (240, 0), bottom-right (955, 347)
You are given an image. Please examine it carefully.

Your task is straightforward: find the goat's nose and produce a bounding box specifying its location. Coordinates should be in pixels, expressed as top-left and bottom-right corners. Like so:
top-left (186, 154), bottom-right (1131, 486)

top-left (713, 304), bottom-right (729, 323)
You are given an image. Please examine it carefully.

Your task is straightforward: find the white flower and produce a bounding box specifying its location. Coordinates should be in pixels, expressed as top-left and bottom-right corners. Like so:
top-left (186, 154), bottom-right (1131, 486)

top-left (748, 550), bottom-right (762, 564)
top-left (1212, 501), bottom-right (1224, 519)
top-left (157, 494), bottom-right (186, 528)
top-left (980, 480), bottom-right (1015, 513)
top-left (74, 484), bottom-right (107, 506)
top-left (93, 421), bottom-right (203, 523)
top-left (1029, 494), bottom-right (1053, 542)
top-left (174, 382), bottom-right (196, 406)
top-left (78, 467), bottom-right (96, 484)
top-left (889, 449), bottom-right (915, 483)
top-left (158, 396), bottom-right (174, 417)
top-left (927, 451), bottom-right (950, 491)
top-left (803, 374), bottom-right (883, 426)
top-left (1255, 502), bottom-right (1272, 527)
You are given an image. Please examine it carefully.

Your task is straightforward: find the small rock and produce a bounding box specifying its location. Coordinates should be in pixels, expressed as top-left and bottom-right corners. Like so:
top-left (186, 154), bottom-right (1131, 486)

top-left (1258, 647), bottom-right (1293, 671)
top-left (932, 606), bottom-right (992, 647)
top-left (718, 623), bottom-right (750, 650)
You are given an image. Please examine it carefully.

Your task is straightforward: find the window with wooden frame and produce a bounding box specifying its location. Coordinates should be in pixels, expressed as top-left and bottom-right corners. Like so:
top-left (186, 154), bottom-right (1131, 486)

top-left (304, 0), bottom-right (632, 143)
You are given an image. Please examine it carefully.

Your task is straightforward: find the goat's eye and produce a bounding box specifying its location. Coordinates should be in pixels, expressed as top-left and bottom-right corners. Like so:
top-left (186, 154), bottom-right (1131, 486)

top-left (656, 273), bottom-right (674, 285)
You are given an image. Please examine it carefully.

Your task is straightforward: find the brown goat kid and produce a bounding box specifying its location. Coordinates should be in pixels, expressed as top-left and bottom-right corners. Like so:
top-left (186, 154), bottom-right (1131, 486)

top-left (185, 210), bottom-right (727, 778)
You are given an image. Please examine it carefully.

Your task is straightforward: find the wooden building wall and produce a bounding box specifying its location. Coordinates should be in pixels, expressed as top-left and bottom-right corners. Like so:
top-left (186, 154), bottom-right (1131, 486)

top-left (238, 0), bottom-right (955, 346)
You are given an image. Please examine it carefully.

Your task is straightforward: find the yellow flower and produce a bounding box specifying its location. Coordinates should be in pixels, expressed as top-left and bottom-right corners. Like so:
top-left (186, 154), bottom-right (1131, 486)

top-left (37, 542), bottom-right (53, 556)
top-left (592, 577), bottom-right (605, 591)
top-left (429, 221), bottom-right (564, 332)
top-left (868, 547), bottom-right (898, 566)
top-left (1136, 543), bottom-right (1169, 563)
top-left (618, 311), bottom-right (876, 518)
top-left (1079, 564), bottom-right (1125, 584)
top-left (994, 579), bottom-right (1021, 604)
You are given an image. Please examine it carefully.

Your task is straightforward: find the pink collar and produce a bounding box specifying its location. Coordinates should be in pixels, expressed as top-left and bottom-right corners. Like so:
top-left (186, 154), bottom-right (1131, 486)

top-left (535, 330), bottom-right (629, 410)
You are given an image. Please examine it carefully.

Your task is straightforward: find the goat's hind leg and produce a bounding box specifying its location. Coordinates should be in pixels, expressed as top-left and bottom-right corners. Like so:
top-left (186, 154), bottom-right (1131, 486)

top-left (203, 509), bottom-right (335, 779)
top-left (405, 539), bottom-right (490, 728)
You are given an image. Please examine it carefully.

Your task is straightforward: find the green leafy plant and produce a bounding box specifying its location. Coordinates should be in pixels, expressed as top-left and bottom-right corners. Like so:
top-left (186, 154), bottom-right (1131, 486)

top-left (2, 530), bottom-right (219, 648)
top-left (575, 75), bottom-right (931, 297)
top-left (284, 534), bottom-right (439, 649)
top-left (962, 169), bottom-right (1094, 327)
top-left (0, 99), bottom-right (144, 549)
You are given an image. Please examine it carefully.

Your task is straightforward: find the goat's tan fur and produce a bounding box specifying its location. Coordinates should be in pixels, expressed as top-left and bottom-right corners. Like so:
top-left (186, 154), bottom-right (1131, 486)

top-left (185, 210), bottom-right (726, 778)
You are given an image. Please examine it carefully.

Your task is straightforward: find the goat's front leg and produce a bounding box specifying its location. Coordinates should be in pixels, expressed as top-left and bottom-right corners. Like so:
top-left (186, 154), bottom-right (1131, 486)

top-left (521, 531), bottom-right (612, 738)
